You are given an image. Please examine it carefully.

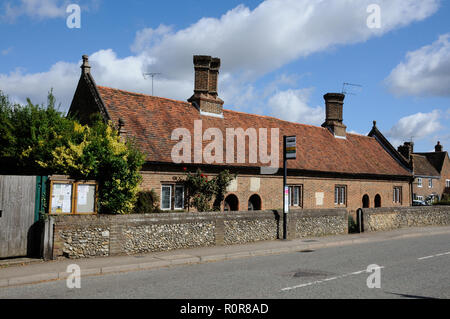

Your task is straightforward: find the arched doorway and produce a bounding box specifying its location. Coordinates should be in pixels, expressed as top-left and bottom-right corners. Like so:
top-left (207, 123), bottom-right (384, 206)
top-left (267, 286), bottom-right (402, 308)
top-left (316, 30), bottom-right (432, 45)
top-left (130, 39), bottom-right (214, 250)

top-left (374, 194), bottom-right (381, 208)
top-left (362, 195), bottom-right (370, 208)
top-left (224, 194), bottom-right (239, 212)
top-left (248, 194), bottom-right (262, 211)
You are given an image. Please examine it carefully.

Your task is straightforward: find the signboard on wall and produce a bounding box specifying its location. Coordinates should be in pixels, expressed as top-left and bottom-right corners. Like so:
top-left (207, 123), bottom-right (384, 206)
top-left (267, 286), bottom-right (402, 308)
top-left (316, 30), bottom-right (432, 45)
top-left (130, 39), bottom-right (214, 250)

top-left (51, 183), bottom-right (73, 214)
top-left (76, 184), bottom-right (97, 214)
top-left (49, 177), bottom-right (97, 215)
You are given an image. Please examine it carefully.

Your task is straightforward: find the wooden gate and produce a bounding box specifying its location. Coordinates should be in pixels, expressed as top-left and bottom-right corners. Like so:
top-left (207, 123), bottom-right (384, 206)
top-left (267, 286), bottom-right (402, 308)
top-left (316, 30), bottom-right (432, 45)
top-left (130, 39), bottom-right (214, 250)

top-left (0, 176), bottom-right (38, 258)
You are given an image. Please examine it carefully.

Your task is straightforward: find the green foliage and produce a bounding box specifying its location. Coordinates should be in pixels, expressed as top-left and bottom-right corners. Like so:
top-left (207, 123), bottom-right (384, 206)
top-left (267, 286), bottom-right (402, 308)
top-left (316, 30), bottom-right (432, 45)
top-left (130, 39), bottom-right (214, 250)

top-left (433, 194), bottom-right (450, 206)
top-left (134, 189), bottom-right (162, 214)
top-left (180, 169), bottom-right (235, 212)
top-left (348, 215), bottom-right (359, 234)
top-left (0, 90), bottom-right (146, 214)
top-left (0, 90), bottom-right (75, 174)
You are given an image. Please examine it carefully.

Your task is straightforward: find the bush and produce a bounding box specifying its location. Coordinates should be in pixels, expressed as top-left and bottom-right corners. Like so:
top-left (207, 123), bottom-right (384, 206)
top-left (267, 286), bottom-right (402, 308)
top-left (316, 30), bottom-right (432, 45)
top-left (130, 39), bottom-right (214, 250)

top-left (0, 90), bottom-right (146, 214)
top-left (433, 194), bottom-right (450, 206)
top-left (0, 90), bottom-right (75, 174)
top-left (134, 189), bottom-right (162, 214)
top-left (180, 169), bottom-right (235, 212)
top-left (348, 215), bottom-right (359, 234)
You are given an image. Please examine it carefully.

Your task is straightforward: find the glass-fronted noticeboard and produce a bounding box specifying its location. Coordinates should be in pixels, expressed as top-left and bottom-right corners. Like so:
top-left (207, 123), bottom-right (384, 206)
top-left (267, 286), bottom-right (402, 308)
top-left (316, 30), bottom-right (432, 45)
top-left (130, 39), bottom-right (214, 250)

top-left (49, 176), bottom-right (98, 215)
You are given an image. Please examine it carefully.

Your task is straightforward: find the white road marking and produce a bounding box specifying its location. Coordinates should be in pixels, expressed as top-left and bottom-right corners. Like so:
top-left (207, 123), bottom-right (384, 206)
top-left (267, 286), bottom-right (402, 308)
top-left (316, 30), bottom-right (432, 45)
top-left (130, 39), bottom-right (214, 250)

top-left (281, 266), bottom-right (384, 292)
top-left (418, 251), bottom-right (450, 260)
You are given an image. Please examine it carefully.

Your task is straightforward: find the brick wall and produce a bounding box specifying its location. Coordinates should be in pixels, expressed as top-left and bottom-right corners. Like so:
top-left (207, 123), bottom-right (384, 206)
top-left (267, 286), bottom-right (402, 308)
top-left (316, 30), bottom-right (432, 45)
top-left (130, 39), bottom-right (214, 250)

top-left (438, 155), bottom-right (450, 198)
top-left (141, 170), bottom-right (410, 218)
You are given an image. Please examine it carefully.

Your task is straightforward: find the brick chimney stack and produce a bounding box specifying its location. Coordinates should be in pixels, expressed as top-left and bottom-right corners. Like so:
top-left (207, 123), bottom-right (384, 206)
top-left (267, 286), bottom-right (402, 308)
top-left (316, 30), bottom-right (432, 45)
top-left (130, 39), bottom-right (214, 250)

top-left (208, 58), bottom-right (220, 97)
top-left (322, 93), bottom-right (346, 138)
top-left (435, 141), bottom-right (443, 152)
top-left (188, 55), bottom-right (224, 117)
top-left (398, 142), bottom-right (414, 161)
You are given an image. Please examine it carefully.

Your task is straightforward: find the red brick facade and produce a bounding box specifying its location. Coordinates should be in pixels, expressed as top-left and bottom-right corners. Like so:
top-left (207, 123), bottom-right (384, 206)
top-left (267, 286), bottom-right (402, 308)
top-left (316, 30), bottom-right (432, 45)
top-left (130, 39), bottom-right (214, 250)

top-left (140, 168), bottom-right (410, 217)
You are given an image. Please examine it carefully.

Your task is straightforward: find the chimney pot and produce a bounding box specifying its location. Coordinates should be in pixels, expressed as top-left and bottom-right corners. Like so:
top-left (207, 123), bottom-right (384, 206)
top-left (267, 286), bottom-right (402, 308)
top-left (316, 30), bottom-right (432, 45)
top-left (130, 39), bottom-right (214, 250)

top-left (435, 141), bottom-right (443, 152)
top-left (81, 55), bottom-right (91, 74)
top-left (398, 142), bottom-right (414, 161)
top-left (209, 58), bottom-right (221, 96)
top-left (188, 55), bottom-right (224, 116)
top-left (322, 93), bottom-right (346, 138)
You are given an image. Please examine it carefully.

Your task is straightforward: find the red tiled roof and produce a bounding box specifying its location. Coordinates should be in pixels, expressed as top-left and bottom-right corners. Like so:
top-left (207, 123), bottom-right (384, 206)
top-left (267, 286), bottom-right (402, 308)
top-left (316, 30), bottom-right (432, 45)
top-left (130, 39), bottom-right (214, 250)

top-left (97, 86), bottom-right (411, 177)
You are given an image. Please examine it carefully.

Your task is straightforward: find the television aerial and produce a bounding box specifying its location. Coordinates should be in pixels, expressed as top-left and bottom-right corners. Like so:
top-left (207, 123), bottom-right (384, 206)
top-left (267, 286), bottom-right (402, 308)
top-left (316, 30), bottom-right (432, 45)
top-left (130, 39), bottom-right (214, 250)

top-left (143, 72), bottom-right (162, 96)
top-left (341, 82), bottom-right (363, 96)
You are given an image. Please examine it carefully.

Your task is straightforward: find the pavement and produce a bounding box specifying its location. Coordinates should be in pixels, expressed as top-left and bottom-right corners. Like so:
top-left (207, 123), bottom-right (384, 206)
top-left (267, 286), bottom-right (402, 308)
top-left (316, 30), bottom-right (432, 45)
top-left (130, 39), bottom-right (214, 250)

top-left (1, 225), bottom-right (450, 289)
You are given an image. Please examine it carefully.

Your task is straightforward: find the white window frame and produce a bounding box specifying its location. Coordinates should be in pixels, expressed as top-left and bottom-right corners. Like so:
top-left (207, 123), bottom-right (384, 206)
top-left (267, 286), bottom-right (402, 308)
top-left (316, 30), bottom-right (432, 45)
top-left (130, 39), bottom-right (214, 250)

top-left (446, 179), bottom-right (450, 188)
top-left (288, 185), bottom-right (302, 207)
top-left (417, 178), bottom-right (423, 188)
top-left (161, 185), bottom-right (172, 211)
top-left (429, 179), bottom-right (433, 188)
top-left (393, 186), bottom-right (402, 204)
top-left (174, 185), bottom-right (185, 210)
top-left (335, 186), bottom-right (346, 205)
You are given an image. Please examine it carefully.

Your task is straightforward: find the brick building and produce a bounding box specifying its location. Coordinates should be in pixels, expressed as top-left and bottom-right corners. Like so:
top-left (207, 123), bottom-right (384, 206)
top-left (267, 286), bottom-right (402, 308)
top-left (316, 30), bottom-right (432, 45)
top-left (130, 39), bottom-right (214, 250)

top-left (68, 55), bottom-right (413, 216)
top-left (398, 141), bottom-right (450, 203)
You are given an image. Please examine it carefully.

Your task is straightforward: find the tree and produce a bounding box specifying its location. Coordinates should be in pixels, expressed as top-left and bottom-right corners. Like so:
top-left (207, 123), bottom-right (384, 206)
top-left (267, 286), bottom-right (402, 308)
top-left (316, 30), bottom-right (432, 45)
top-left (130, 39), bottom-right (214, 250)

top-left (0, 90), bottom-right (145, 214)
top-left (0, 90), bottom-right (74, 174)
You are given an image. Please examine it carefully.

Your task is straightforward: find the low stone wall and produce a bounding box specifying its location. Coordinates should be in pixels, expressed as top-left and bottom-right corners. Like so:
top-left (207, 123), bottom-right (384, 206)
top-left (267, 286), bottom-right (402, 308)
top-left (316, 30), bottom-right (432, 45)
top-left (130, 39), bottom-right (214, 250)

top-left (362, 206), bottom-right (450, 232)
top-left (51, 208), bottom-right (348, 259)
top-left (290, 209), bottom-right (348, 238)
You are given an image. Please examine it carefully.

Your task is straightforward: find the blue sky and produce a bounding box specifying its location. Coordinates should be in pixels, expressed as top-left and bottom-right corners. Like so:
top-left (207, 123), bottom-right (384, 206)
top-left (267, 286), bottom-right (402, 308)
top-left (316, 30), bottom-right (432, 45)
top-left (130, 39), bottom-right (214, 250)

top-left (0, 0), bottom-right (449, 152)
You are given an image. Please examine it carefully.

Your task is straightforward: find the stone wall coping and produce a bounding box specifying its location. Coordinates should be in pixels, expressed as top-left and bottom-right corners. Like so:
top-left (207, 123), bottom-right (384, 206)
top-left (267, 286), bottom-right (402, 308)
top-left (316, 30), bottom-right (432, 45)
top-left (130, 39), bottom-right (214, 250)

top-left (51, 208), bottom-right (348, 226)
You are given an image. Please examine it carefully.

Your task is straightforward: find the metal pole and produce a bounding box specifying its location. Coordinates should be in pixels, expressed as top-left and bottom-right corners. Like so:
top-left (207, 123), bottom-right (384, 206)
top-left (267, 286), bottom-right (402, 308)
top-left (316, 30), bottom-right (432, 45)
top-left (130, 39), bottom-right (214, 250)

top-left (283, 136), bottom-right (288, 240)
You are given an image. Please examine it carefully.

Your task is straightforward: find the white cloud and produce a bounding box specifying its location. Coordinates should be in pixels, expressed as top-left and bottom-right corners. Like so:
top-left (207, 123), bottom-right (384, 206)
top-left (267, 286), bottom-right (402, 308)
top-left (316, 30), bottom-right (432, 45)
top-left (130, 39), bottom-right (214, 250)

top-left (0, 49), bottom-right (192, 111)
top-left (267, 88), bottom-right (324, 125)
top-left (1, 47), bottom-right (13, 56)
top-left (2, 0), bottom-right (68, 21)
top-left (0, 0), bottom-right (440, 112)
top-left (1, 0), bottom-right (100, 21)
top-left (386, 110), bottom-right (443, 147)
top-left (133, 0), bottom-right (440, 81)
top-left (386, 33), bottom-right (450, 97)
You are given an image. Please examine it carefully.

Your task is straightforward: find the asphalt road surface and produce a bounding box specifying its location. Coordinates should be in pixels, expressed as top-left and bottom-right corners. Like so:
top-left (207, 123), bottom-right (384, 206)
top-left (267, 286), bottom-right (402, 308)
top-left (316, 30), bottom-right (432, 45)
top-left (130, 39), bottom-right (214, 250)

top-left (0, 233), bottom-right (449, 299)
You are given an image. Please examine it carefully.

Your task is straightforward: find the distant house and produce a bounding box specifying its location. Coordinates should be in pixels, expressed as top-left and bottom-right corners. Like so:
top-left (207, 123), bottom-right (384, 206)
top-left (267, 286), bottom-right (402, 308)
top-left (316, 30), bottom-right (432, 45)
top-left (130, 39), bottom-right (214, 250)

top-left (68, 54), bottom-right (412, 215)
top-left (398, 141), bottom-right (450, 202)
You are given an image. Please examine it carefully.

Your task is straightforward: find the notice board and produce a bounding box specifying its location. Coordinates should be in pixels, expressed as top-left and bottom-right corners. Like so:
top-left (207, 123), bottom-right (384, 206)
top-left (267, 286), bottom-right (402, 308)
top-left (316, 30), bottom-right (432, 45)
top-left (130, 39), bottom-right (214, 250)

top-left (49, 177), bottom-right (97, 215)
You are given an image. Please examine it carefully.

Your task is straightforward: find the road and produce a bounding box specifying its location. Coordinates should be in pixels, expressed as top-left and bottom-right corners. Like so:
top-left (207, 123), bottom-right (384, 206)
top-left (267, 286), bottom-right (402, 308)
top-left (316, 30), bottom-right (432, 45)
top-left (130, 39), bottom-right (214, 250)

top-left (0, 233), bottom-right (449, 299)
